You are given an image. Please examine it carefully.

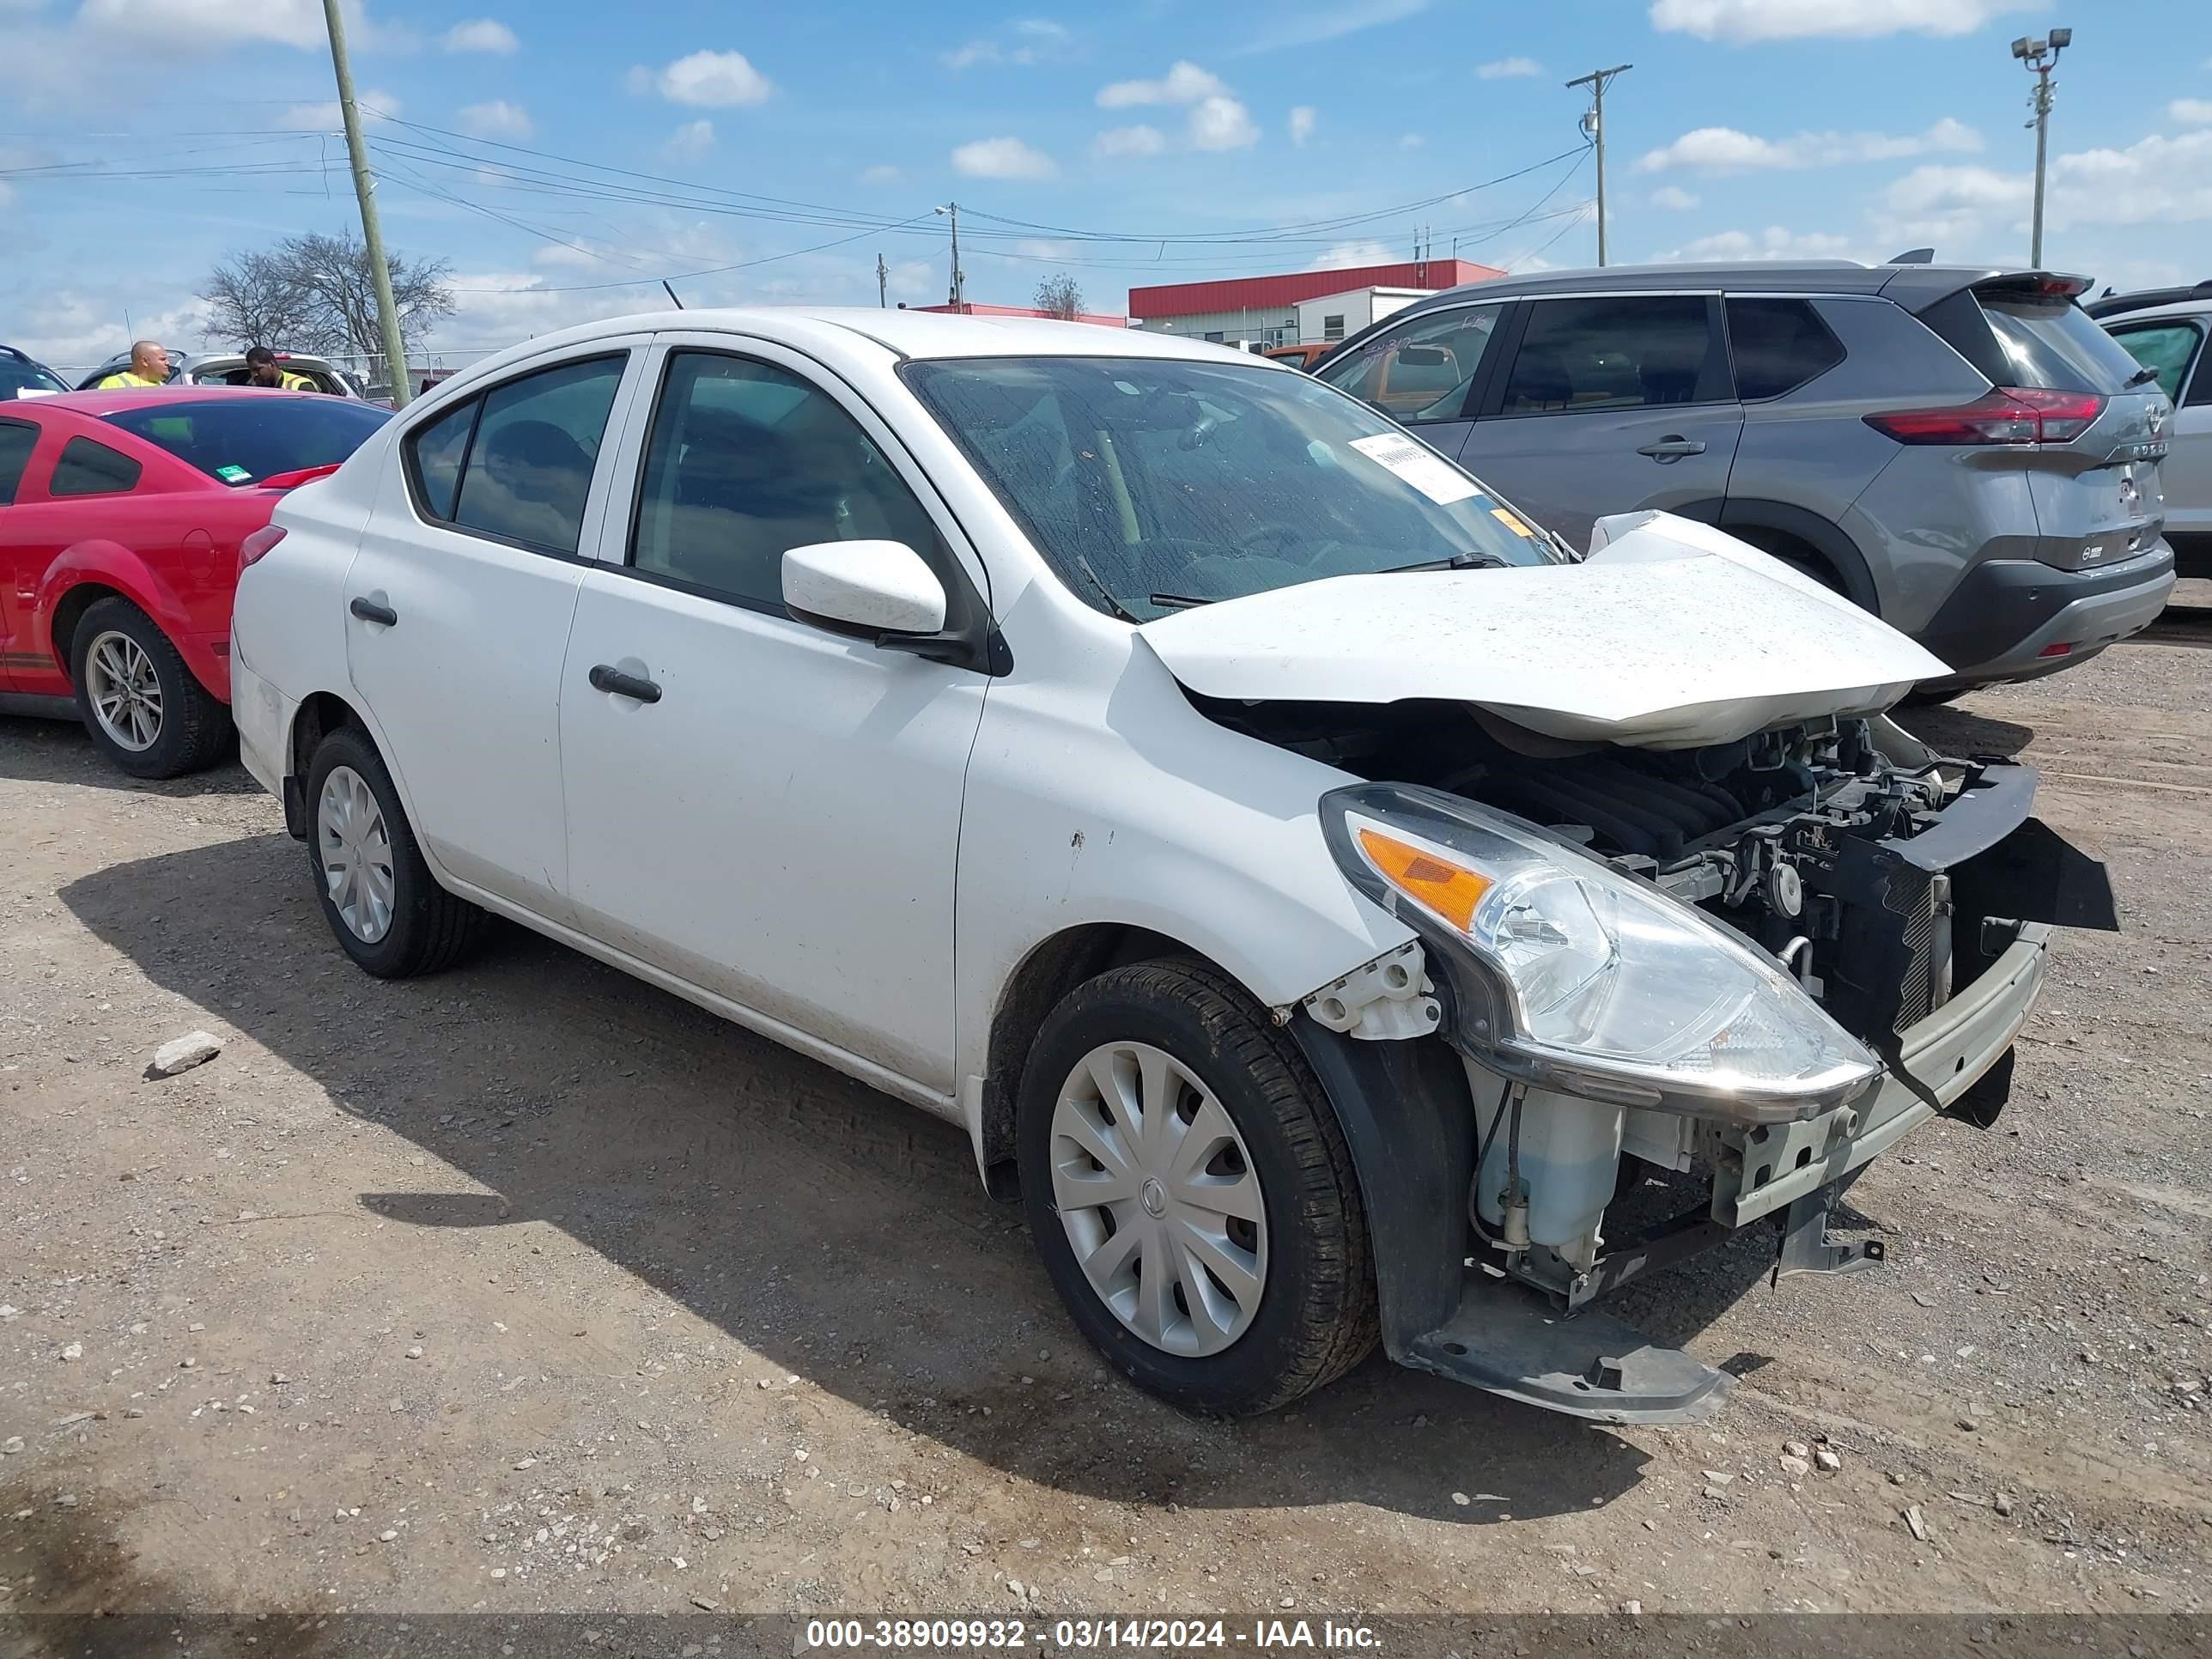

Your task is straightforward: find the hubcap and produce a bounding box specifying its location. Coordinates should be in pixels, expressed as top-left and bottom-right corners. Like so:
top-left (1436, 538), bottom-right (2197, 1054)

top-left (1049, 1042), bottom-right (1267, 1358)
top-left (317, 765), bottom-right (396, 944)
top-left (84, 629), bottom-right (163, 752)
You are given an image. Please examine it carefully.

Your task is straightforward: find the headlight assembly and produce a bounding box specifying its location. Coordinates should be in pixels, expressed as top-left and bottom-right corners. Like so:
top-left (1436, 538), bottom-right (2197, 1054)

top-left (1321, 782), bottom-right (1881, 1123)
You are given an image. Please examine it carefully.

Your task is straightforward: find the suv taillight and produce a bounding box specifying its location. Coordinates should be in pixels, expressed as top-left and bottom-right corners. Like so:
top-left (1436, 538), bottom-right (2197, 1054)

top-left (1863, 386), bottom-right (2105, 447)
top-left (239, 525), bottom-right (287, 574)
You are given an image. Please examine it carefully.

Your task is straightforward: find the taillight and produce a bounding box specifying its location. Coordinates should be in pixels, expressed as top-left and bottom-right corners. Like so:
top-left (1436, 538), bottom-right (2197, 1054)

top-left (239, 525), bottom-right (287, 574)
top-left (1863, 386), bottom-right (2105, 447)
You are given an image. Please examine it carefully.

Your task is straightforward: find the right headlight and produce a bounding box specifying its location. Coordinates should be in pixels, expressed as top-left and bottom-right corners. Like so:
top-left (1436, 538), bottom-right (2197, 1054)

top-left (1321, 782), bottom-right (1881, 1123)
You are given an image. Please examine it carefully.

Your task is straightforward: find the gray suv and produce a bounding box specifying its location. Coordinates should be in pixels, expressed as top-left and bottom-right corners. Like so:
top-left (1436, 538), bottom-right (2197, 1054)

top-left (1316, 261), bottom-right (2176, 694)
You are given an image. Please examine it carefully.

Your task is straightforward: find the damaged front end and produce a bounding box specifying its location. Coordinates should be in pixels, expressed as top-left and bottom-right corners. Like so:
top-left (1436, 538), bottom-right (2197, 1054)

top-left (1261, 702), bottom-right (2112, 1423)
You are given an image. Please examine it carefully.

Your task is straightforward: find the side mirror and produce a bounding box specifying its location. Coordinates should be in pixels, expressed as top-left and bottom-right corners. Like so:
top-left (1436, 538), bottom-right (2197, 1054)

top-left (781, 540), bottom-right (947, 640)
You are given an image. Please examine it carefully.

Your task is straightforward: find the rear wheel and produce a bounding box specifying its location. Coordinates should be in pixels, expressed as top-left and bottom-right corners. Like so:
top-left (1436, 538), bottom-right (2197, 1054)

top-left (70, 597), bottom-right (232, 779)
top-left (304, 726), bottom-right (486, 978)
top-left (1018, 958), bottom-right (1377, 1417)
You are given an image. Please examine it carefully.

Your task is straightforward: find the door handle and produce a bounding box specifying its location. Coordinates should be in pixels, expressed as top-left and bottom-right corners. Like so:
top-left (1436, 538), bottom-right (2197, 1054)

top-left (1637, 436), bottom-right (1706, 460)
top-left (349, 597), bottom-right (398, 627)
top-left (588, 663), bottom-right (661, 704)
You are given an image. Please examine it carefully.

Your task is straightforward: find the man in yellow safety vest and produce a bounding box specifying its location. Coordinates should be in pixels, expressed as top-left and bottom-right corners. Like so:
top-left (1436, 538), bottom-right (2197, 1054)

top-left (243, 345), bottom-right (316, 391)
top-left (94, 340), bottom-right (170, 389)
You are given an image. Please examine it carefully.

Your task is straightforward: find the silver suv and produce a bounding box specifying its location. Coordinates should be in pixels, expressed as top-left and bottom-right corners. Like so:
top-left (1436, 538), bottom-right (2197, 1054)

top-left (1317, 261), bottom-right (2176, 695)
top-left (2092, 284), bottom-right (2212, 580)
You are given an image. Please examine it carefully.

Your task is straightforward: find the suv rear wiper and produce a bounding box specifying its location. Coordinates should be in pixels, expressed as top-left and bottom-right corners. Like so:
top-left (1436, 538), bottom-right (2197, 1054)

top-left (2124, 365), bottom-right (2160, 389)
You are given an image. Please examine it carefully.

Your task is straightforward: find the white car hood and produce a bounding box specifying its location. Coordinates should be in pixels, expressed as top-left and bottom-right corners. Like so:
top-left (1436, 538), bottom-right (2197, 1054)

top-left (1139, 511), bottom-right (1952, 750)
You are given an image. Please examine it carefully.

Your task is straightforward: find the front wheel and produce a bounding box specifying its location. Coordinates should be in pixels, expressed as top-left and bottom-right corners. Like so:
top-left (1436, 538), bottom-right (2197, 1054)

top-left (304, 726), bottom-right (486, 978)
top-left (70, 597), bottom-right (233, 779)
top-left (1018, 958), bottom-right (1377, 1416)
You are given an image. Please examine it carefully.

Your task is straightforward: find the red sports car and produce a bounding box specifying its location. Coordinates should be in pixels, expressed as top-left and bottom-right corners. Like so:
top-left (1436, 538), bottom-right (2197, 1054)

top-left (0, 388), bottom-right (390, 777)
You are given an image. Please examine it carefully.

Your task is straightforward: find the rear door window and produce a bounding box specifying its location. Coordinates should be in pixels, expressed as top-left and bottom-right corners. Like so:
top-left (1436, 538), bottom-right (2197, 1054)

top-left (1977, 293), bottom-right (2147, 393)
top-left (1498, 295), bottom-right (1728, 415)
top-left (1726, 298), bottom-right (1847, 400)
top-left (2107, 322), bottom-right (2203, 404)
top-left (50, 437), bottom-right (143, 497)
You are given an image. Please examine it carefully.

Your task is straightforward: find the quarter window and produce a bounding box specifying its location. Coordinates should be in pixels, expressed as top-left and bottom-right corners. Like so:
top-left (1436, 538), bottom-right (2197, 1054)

top-left (50, 436), bottom-right (143, 497)
top-left (629, 351), bottom-right (943, 611)
top-left (1498, 295), bottom-right (1724, 416)
top-left (404, 399), bottom-right (475, 521)
top-left (1317, 302), bottom-right (1504, 423)
top-left (0, 419), bottom-right (35, 505)
top-left (1726, 298), bottom-right (1847, 401)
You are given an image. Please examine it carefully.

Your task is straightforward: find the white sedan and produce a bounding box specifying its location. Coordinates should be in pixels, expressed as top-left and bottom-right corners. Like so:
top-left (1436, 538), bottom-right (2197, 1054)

top-left (230, 308), bottom-right (2086, 1422)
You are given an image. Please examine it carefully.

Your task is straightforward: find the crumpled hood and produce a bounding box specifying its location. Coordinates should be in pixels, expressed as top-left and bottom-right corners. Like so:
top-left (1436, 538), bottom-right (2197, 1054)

top-left (1139, 510), bottom-right (1952, 750)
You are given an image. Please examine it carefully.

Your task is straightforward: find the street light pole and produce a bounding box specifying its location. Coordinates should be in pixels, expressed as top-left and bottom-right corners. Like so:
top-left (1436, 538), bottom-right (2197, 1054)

top-left (1565, 64), bottom-right (1632, 267)
top-left (319, 0), bottom-right (411, 406)
top-left (934, 204), bottom-right (964, 309)
top-left (2012, 27), bottom-right (2071, 269)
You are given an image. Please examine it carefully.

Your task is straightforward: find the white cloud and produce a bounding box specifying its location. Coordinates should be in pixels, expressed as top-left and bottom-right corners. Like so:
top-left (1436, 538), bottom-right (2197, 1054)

top-left (945, 17), bottom-right (1072, 68)
top-left (635, 49), bottom-right (772, 108)
top-left (1097, 59), bottom-right (1224, 107)
top-left (1636, 117), bottom-right (1978, 173)
top-left (2172, 99), bottom-right (2212, 126)
top-left (1655, 226), bottom-right (1859, 262)
top-left (1239, 0), bottom-right (1428, 52)
top-left (951, 136), bottom-right (1058, 179)
top-left (1886, 131), bottom-right (2212, 234)
top-left (1189, 96), bottom-right (1259, 151)
top-left (277, 88), bottom-right (400, 130)
top-left (1013, 239), bottom-right (1076, 260)
top-left (8, 291), bottom-right (208, 375)
top-left (1091, 124), bottom-right (1168, 160)
top-left (1650, 185), bottom-right (1701, 210)
top-left (442, 17), bottom-right (515, 53)
top-left (1477, 56), bottom-right (1541, 78)
top-left (1650, 0), bottom-right (2027, 40)
top-left (76, 0), bottom-right (325, 48)
top-left (1399, 132), bottom-right (1425, 149)
top-left (860, 163), bottom-right (902, 184)
top-left (457, 100), bottom-right (532, 139)
top-left (1288, 106), bottom-right (1316, 147)
top-left (665, 118), bottom-right (714, 161)
top-left (1311, 240), bottom-right (1397, 270)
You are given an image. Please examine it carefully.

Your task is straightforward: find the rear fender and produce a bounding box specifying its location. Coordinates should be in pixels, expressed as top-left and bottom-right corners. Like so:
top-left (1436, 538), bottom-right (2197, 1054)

top-left (33, 543), bottom-right (229, 702)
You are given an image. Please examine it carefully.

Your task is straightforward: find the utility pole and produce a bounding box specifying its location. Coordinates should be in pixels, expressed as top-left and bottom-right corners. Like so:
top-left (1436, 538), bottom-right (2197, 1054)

top-left (876, 252), bottom-right (889, 307)
top-left (320, 0), bottom-right (410, 405)
top-left (2012, 27), bottom-right (2071, 268)
top-left (934, 203), bottom-right (964, 309)
top-left (1565, 64), bottom-right (1631, 267)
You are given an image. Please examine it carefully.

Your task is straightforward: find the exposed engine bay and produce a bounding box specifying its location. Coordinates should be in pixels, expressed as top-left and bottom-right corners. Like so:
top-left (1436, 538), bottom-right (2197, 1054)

top-left (1199, 693), bottom-right (2035, 1048)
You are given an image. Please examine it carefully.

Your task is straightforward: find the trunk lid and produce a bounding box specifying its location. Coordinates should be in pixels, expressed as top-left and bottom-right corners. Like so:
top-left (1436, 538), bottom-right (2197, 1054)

top-left (1139, 511), bottom-right (1950, 750)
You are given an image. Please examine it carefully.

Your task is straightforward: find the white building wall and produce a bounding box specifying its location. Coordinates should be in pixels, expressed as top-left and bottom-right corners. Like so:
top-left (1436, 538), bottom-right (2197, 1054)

top-left (1134, 287), bottom-right (1436, 347)
top-left (1293, 288), bottom-right (1428, 345)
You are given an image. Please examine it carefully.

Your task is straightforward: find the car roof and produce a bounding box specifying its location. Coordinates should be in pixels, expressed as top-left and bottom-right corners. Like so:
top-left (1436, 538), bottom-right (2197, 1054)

top-left (443, 306), bottom-right (1250, 374)
top-left (2094, 297), bottom-right (2212, 327)
top-left (31, 387), bottom-right (355, 416)
top-left (1389, 258), bottom-right (2046, 315)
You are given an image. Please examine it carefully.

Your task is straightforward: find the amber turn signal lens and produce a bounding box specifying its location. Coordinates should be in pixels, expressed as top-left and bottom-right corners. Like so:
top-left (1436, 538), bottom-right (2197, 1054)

top-left (1356, 827), bottom-right (1492, 933)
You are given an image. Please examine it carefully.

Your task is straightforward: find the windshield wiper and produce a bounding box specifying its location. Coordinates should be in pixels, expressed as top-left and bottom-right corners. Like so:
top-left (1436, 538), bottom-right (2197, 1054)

top-left (1385, 550), bottom-right (1507, 574)
top-left (1074, 554), bottom-right (1142, 623)
top-left (1148, 592), bottom-right (1216, 610)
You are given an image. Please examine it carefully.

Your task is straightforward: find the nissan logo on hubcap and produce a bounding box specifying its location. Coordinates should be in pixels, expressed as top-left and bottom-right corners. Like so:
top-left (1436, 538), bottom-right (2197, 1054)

top-left (1139, 1177), bottom-right (1168, 1218)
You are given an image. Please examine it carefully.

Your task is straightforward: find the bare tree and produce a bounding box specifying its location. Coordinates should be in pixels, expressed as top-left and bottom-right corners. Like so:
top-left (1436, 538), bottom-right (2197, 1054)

top-left (1033, 272), bottom-right (1085, 321)
top-left (201, 232), bottom-right (456, 365)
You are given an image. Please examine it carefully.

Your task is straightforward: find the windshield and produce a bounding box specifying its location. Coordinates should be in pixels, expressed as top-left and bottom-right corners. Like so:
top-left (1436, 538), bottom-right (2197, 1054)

top-left (903, 355), bottom-right (1555, 621)
top-left (100, 397), bottom-right (391, 485)
top-left (2, 356), bottom-right (66, 399)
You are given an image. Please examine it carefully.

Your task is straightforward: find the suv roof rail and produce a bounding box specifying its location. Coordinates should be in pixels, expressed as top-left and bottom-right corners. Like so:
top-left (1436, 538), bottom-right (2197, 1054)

top-left (2082, 279), bottom-right (2212, 320)
top-left (1888, 247), bottom-right (1936, 264)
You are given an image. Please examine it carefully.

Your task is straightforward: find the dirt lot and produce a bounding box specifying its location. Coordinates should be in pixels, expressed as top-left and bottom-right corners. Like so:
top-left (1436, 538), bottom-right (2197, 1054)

top-left (2, 619), bottom-right (2208, 1645)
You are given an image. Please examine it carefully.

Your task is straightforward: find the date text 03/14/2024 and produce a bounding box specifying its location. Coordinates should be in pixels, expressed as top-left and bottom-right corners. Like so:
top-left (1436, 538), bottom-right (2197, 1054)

top-left (802, 1618), bottom-right (1383, 1650)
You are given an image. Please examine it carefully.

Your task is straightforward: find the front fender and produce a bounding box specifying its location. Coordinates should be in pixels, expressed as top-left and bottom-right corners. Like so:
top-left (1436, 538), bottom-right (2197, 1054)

top-left (35, 542), bottom-right (229, 702)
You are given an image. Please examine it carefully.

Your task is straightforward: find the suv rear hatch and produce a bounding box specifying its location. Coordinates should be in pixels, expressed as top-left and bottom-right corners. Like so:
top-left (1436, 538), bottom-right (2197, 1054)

top-left (1896, 272), bottom-right (2168, 573)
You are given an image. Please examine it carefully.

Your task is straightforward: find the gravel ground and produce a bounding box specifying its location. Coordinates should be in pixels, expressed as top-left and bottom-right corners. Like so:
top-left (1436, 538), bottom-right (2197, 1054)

top-left (1, 628), bottom-right (2207, 1644)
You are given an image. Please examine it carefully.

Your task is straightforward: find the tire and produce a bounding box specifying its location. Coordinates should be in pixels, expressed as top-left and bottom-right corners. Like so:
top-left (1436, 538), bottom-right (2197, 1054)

top-left (70, 596), bottom-right (233, 779)
top-left (303, 725), bottom-right (486, 978)
top-left (1017, 958), bottom-right (1377, 1417)
top-left (1901, 684), bottom-right (1972, 708)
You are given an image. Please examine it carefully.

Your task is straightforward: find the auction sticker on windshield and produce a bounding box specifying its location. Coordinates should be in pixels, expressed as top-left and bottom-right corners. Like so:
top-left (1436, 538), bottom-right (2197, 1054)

top-left (1346, 432), bottom-right (1480, 507)
top-left (215, 465), bottom-right (252, 483)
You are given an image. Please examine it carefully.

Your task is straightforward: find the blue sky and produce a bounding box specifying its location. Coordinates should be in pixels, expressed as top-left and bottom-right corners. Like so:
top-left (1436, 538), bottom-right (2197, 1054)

top-left (2, 0), bottom-right (2208, 370)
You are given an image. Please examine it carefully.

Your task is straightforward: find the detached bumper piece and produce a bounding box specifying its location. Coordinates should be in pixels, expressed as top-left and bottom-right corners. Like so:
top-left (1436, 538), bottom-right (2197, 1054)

top-left (1772, 1182), bottom-right (1886, 1281)
top-left (1404, 1270), bottom-right (1733, 1425)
